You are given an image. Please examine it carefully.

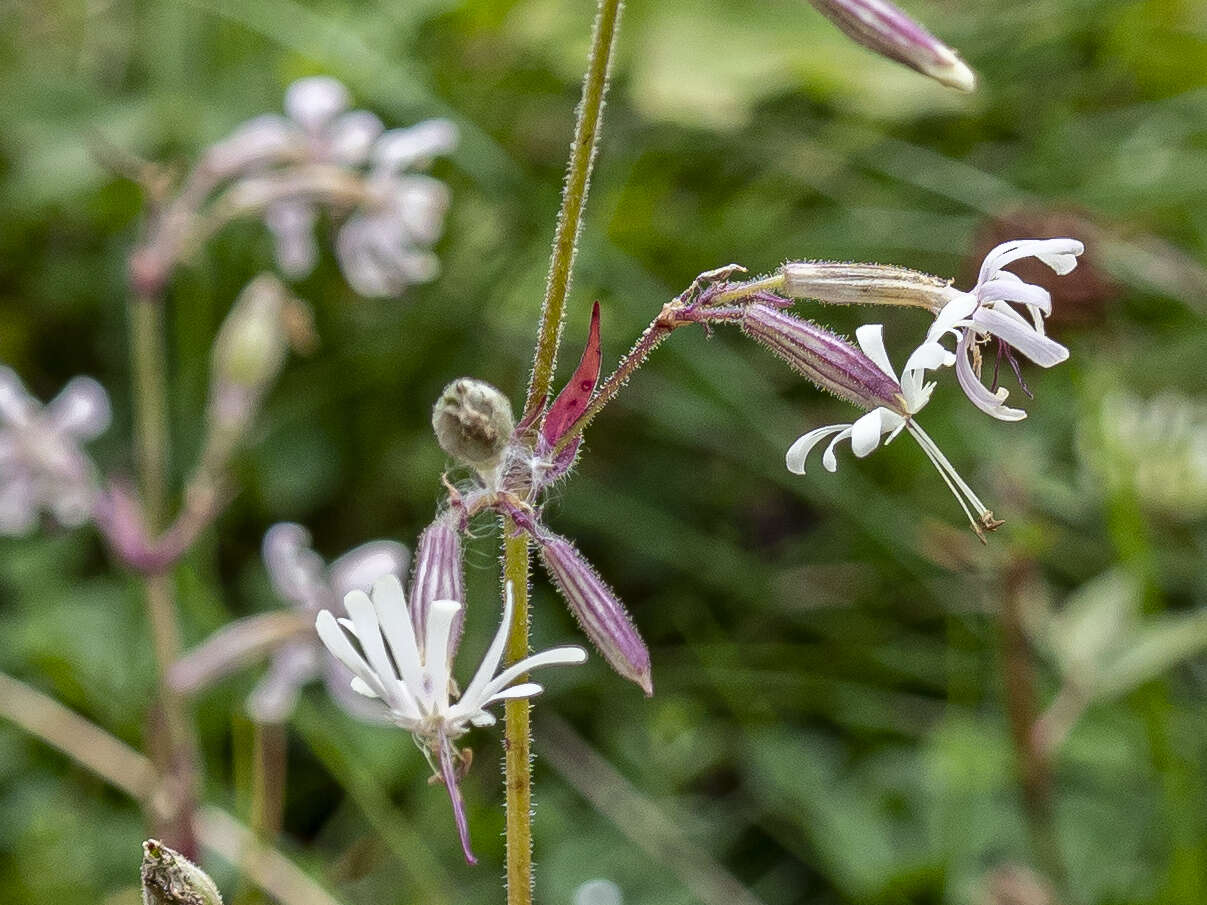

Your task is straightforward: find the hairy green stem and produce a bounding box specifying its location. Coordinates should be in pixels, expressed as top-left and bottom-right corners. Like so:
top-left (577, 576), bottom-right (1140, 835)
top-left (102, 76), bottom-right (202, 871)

top-left (501, 526), bottom-right (533, 905)
top-left (130, 291), bottom-right (200, 855)
top-left (523, 0), bottom-right (624, 421)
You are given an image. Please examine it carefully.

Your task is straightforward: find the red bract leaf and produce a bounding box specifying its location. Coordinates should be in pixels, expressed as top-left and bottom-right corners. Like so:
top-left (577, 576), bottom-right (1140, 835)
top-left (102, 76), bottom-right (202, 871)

top-left (542, 301), bottom-right (601, 445)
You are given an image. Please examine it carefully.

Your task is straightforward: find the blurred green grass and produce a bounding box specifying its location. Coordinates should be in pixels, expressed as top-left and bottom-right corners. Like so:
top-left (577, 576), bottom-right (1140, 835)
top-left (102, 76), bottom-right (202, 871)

top-left (2, 0), bottom-right (1207, 903)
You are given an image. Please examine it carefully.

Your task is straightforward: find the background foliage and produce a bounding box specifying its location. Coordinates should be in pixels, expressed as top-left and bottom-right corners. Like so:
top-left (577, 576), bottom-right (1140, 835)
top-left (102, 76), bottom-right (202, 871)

top-left (2, 0), bottom-right (1207, 902)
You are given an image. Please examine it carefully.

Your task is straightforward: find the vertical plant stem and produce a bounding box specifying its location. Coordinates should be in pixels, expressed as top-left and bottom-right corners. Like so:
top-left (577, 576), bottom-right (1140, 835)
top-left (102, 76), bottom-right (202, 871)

top-left (501, 524), bottom-right (533, 905)
top-left (250, 720), bottom-right (287, 840)
top-left (523, 0), bottom-right (624, 420)
top-left (1000, 563), bottom-right (1067, 897)
top-left (130, 290), bottom-right (199, 855)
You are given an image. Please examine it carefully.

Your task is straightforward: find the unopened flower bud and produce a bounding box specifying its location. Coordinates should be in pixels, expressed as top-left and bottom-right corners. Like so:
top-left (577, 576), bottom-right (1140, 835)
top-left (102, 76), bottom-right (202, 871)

top-left (804, 0), bottom-right (976, 91)
top-left (781, 261), bottom-right (956, 312)
top-left (431, 378), bottom-right (515, 471)
top-left (207, 275), bottom-right (310, 441)
top-left (741, 304), bottom-right (903, 413)
top-left (409, 515), bottom-right (466, 656)
top-left (140, 840), bottom-right (223, 905)
top-left (537, 532), bottom-right (652, 696)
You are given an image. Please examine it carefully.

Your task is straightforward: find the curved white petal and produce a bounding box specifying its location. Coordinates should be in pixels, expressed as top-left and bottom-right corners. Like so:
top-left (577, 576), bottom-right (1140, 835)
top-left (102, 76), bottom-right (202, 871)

top-left (927, 293), bottom-right (978, 344)
top-left (285, 76), bottom-right (349, 134)
top-left (954, 338), bottom-right (1027, 422)
top-left (329, 541), bottom-right (409, 598)
top-left (972, 307), bottom-right (1069, 367)
top-left (477, 646), bottom-right (587, 704)
top-left (978, 273), bottom-right (1052, 315)
top-left (822, 427), bottom-right (855, 472)
top-left (373, 119), bottom-right (459, 172)
top-left (458, 583), bottom-right (516, 711)
top-left (327, 110), bottom-right (384, 165)
top-left (785, 425), bottom-right (846, 475)
top-left (315, 609), bottom-right (388, 700)
top-left (484, 682), bottom-right (545, 707)
top-left (0, 367), bottom-right (34, 426)
top-left (344, 590), bottom-right (407, 711)
top-left (46, 377), bottom-right (110, 440)
top-left (423, 600), bottom-right (462, 711)
top-left (854, 324), bottom-right (897, 381)
top-left (850, 409), bottom-right (887, 458)
top-left (367, 575), bottom-right (425, 705)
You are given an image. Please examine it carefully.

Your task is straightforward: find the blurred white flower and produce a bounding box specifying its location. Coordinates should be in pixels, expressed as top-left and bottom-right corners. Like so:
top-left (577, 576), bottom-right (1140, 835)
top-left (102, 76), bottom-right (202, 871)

top-left (316, 578), bottom-right (585, 862)
top-left (250, 523), bottom-right (409, 722)
top-left (334, 119), bottom-right (457, 297)
top-left (1090, 390), bottom-right (1207, 519)
top-left (574, 879), bottom-right (624, 905)
top-left (927, 238), bottom-right (1083, 421)
top-left (0, 367), bottom-right (109, 534)
top-left (210, 76), bottom-right (458, 296)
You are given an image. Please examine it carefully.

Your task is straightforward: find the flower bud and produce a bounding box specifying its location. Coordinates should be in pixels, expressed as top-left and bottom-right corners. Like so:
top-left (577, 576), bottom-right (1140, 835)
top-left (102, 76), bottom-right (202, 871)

top-left (537, 532), bottom-right (652, 696)
top-left (140, 839), bottom-right (224, 905)
top-left (431, 378), bottom-right (515, 471)
top-left (804, 0), bottom-right (976, 91)
top-left (781, 261), bottom-right (956, 312)
top-left (409, 515), bottom-right (466, 657)
top-left (740, 304), bottom-right (903, 413)
top-left (207, 275), bottom-right (311, 442)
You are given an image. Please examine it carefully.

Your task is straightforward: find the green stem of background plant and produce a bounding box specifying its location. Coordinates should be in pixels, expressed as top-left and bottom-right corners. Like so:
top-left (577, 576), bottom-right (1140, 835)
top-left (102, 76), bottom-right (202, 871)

top-left (1001, 563), bottom-right (1068, 899)
top-left (130, 290), bottom-right (200, 855)
top-left (523, 0), bottom-right (623, 422)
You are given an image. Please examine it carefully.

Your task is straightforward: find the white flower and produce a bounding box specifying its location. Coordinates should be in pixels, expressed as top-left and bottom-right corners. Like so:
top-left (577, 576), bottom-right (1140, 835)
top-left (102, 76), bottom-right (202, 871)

top-left (0, 367), bottom-right (109, 534)
top-left (251, 523), bottom-right (409, 723)
top-left (213, 76), bottom-right (458, 294)
top-left (785, 325), bottom-right (1000, 536)
top-left (334, 119), bottom-right (458, 297)
top-left (927, 238), bottom-right (1083, 421)
top-left (315, 577), bottom-right (585, 862)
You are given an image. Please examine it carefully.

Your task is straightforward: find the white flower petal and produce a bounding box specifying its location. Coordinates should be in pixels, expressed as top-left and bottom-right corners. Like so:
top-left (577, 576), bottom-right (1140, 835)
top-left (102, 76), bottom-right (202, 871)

top-left (284, 76), bottom-right (349, 134)
top-left (954, 337), bottom-right (1027, 422)
top-left (927, 293), bottom-right (978, 344)
top-left (0, 367), bottom-right (34, 426)
top-left (344, 590), bottom-right (407, 710)
top-left (423, 600), bottom-right (462, 713)
top-left (978, 273), bottom-right (1052, 315)
top-left (373, 119), bottom-right (459, 172)
top-left (822, 427), bottom-right (854, 472)
top-left (367, 575), bottom-right (425, 708)
top-left (850, 409), bottom-right (886, 458)
top-left (46, 377), bottom-right (110, 440)
top-left (484, 682), bottom-right (544, 707)
top-left (786, 425), bottom-right (846, 475)
top-left (458, 582), bottom-right (517, 711)
top-left (329, 541), bottom-right (408, 598)
top-left (477, 647), bottom-right (587, 704)
top-left (315, 609), bottom-right (388, 700)
top-left (327, 110), bottom-right (384, 165)
top-left (854, 324), bottom-right (897, 381)
top-left (973, 307), bottom-right (1069, 367)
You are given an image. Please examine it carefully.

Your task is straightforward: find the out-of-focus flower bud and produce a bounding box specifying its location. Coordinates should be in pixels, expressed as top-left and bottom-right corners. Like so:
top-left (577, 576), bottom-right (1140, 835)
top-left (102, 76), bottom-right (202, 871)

top-left (207, 275), bottom-right (311, 444)
top-left (781, 261), bottom-right (956, 311)
top-left (803, 0), bottom-right (976, 91)
top-left (409, 515), bottom-right (466, 657)
top-left (536, 531), bottom-right (652, 696)
top-left (431, 378), bottom-right (515, 473)
top-left (140, 839), bottom-right (223, 905)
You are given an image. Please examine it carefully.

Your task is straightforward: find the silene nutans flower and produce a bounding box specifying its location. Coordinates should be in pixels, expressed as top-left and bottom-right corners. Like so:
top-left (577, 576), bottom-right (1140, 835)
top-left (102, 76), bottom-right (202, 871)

top-left (741, 305), bottom-right (1001, 536)
top-left (315, 578), bottom-right (586, 863)
top-left (0, 367), bottom-right (110, 534)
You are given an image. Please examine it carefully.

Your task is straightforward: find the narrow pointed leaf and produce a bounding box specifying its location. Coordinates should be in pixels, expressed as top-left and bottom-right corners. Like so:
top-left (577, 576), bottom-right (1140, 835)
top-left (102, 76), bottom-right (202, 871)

top-left (542, 301), bottom-right (602, 445)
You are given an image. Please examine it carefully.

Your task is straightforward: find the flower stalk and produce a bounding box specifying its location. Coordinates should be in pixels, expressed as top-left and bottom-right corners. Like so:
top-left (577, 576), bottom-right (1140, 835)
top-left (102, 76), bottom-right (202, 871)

top-left (130, 289), bottom-right (200, 856)
top-left (524, 0), bottom-right (624, 422)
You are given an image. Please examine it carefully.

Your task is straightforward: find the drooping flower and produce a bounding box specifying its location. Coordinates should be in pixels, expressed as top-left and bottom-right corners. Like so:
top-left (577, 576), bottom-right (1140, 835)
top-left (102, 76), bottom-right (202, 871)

top-left (749, 311), bottom-right (1000, 536)
top-left (926, 238), bottom-right (1083, 421)
top-left (316, 578), bottom-right (585, 863)
top-left (335, 119), bottom-right (457, 297)
top-left (169, 523), bottom-right (409, 724)
top-left (210, 76), bottom-right (457, 296)
top-left (0, 367), bottom-right (109, 534)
